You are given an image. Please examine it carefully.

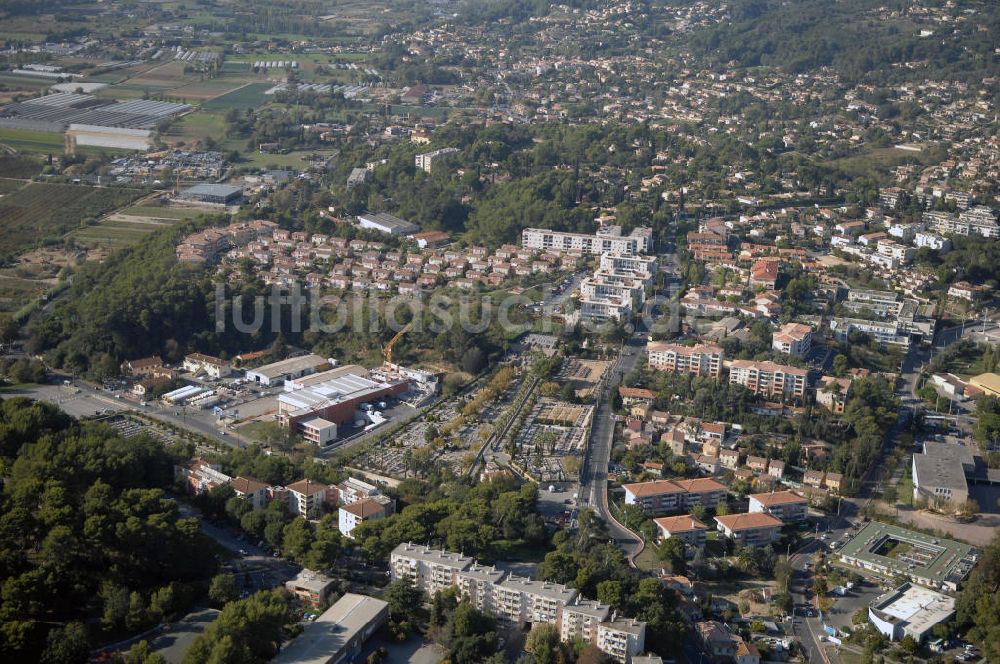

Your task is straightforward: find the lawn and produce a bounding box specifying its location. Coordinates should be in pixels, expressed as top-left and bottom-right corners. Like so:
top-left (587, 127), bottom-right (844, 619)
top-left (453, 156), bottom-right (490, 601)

top-left (201, 83), bottom-right (273, 112)
top-left (162, 111), bottom-right (227, 147)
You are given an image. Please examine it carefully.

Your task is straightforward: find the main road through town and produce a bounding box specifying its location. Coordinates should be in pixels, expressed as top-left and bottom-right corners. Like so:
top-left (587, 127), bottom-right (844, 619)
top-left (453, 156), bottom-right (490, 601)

top-left (578, 236), bottom-right (681, 562)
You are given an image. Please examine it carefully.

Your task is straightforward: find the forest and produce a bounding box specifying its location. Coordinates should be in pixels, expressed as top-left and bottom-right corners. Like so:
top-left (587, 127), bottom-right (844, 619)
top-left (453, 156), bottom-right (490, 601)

top-left (0, 398), bottom-right (215, 662)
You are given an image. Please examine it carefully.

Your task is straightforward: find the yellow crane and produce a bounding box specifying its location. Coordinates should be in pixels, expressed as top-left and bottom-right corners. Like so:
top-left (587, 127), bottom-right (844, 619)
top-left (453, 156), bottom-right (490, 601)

top-left (382, 323), bottom-right (411, 370)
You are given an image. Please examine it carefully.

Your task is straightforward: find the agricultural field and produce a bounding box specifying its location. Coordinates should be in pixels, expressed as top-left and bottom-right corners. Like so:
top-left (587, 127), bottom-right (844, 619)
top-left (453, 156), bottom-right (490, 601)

top-left (0, 179), bottom-right (26, 195)
top-left (0, 183), bottom-right (146, 257)
top-left (160, 112), bottom-right (227, 148)
top-left (0, 274), bottom-right (48, 315)
top-left (0, 156), bottom-right (41, 179)
top-left (201, 83), bottom-right (274, 112)
top-left (0, 127), bottom-right (126, 157)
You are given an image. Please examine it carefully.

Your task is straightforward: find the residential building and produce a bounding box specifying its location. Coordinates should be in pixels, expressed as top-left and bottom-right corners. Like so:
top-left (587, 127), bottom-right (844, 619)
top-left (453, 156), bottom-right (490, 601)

top-left (653, 515), bottom-right (708, 550)
top-left (748, 491), bottom-right (808, 522)
top-left (121, 356), bottom-right (166, 377)
top-left (521, 226), bottom-right (651, 256)
top-left (456, 563), bottom-right (505, 614)
top-left (229, 475), bottom-right (269, 510)
top-left (391, 542), bottom-right (474, 597)
top-left (286, 478), bottom-right (331, 519)
top-left (414, 147), bottom-right (459, 173)
top-left (816, 376), bottom-right (852, 413)
top-left (729, 360), bottom-right (807, 399)
top-left (714, 513), bottom-right (784, 546)
top-left (771, 323), bottom-right (812, 357)
top-left (561, 598), bottom-right (611, 645)
top-left (285, 569), bottom-right (336, 608)
top-left (497, 575), bottom-right (578, 624)
top-left (174, 459), bottom-right (230, 495)
top-left (647, 342), bottom-right (724, 378)
top-left (597, 618), bottom-right (646, 664)
top-left (182, 353), bottom-right (232, 379)
top-left (339, 498), bottom-right (388, 539)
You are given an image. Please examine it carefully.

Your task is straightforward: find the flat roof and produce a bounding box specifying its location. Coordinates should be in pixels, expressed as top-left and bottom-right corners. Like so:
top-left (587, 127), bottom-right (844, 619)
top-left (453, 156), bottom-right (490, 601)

top-left (839, 521), bottom-right (977, 585)
top-left (912, 454), bottom-right (968, 491)
top-left (182, 183), bottom-right (242, 197)
top-left (871, 583), bottom-right (955, 637)
top-left (391, 542), bottom-right (473, 570)
top-left (499, 575), bottom-right (578, 603)
top-left (286, 570), bottom-right (335, 594)
top-left (247, 353), bottom-right (328, 380)
top-left (457, 562), bottom-right (506, 585)
top-left (357, 212), bottom-right (419, 232)
top-left (271, 593), bottom-right (387, 664)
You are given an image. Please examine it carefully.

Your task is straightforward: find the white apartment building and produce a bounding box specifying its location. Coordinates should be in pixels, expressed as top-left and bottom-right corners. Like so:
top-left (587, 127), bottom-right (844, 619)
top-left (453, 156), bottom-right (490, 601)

top-left (597, 618), bottom-right (646, 663)
top-left (914, 232), bottom-right (950, 251)
top-left (561, 598), bottom-right (611, 645)
top-left (521, 225), bottom-right (652, 256)
top-left (876, 240), bottom-right (915, 265)
top-left (830, 317), bottom-right (910, 347)
top-left (391, 543), bottom-right (474, 597)
top-left (728, 360), bottom-right (807, 398)
top-left (414, 147), bottom-right (459, 173)
top-left (647, 342), bottom-right (723, 378)
top-left (771, 322), bottom-right (812, 358)
top-left (390, 543), bottom-right (645, 662)
top-left (598, 253), bottom-right (657, 281)
top-left (924, 206), bottom-right (999, 238)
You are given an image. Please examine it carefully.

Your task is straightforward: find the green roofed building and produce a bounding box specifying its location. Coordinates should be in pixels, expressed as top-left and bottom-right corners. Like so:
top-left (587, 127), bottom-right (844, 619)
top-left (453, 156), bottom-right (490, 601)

top-left (838, 521), bottom-right (977, 592)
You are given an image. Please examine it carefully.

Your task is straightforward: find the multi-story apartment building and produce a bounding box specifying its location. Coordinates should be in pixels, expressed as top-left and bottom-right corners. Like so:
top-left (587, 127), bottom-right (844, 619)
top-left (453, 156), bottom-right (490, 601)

top-left (714, 513), bottom-right (784, 546)
top-left (748, 491), bottom-right (809, 522)
top-left (924, 206), bottom-right (999, 238)
top-left (414, 147), bottom-right (459, 173)
top-left (521, 226), bottom-right (651, 256)
top-left (390, 544), bottom-right (644, 663)
top-left (285, 478), bottom-right (332, 519)
top-left (771, 323), bottom-right (812, 358)
top-left (580, 272), bottom-right (646, 303)
top-left (728, 360), bottom-right (807, 399)
top-left (829, 317), bottom-right (910, 348)
top-left (653, 514), bottom-right (709, 550)
top-left (647, 342), bottom-right (723, 378)
top-left (598, 252), bottom-right (658, 281)
top-left (390, 543), bottom-right (474, 597)
top-left (497, 575), bottom-right (578, 624)
top-left (456, 563), bottom-right (505, 615)
top-left (623, 478), bottom-right (726, 514)
top-left (597, 618), bottom-right (646, 663)
top-left (561, 598), bottom-right (611, 645)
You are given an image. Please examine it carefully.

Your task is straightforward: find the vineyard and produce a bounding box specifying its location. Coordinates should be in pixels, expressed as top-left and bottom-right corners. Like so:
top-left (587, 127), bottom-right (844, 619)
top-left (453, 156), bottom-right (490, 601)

top-left (0, 183), bottom-right (146, 257)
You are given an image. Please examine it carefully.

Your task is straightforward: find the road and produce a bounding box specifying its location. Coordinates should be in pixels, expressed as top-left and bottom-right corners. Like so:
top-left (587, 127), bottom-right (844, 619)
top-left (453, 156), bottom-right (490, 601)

top-left (788, 540), bottom-right (832, 664)
top-left (578, 238), bottom-right (680, 562)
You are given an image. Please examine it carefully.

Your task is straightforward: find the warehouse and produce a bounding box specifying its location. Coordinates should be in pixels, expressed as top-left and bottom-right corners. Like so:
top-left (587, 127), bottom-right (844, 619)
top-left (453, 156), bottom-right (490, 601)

top-left (356, 211), bottom-right (420, 236)
top-left (244, 353), bottom-right (331, 387)
top-left (277, 367), bottom-right (408, 434)
top-left (178, 183), bottom-right (243, 205)
top-left (271, 593), bottom-right (387, 664)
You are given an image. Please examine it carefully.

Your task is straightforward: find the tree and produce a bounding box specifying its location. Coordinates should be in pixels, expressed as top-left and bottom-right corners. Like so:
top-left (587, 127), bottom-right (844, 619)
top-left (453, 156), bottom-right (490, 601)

top-left (832, 354), bottom-right (848, 377)
top-left (524, 623), bottom-right (561, 664)
top-left (898, 634), bottom-right (919, 656)
top-left (208, 573), bottom-right (238, 606)
top-left (657, 536), bottom-right (687, 574)
top-left (181, 591), bottom-right (294, 664)
top-left (384, 579), bottom-right (422, 623)
top-left (40, 622), bottom-right (89, 664)
top-left (596, 580), bottom-right (624, 610)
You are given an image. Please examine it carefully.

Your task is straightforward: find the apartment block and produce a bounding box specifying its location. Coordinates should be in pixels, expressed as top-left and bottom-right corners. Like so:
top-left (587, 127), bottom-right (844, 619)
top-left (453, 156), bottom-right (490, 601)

top-left (728, 360), bottom-right (807, 398)
top-left (623, 478), bottom-right (726, 514)
top-left (391, 543), bottom-right (475, 597)
top-left (521, 225), bottom-right (651, 256)
top-left (647, 342), bottom-right (723, 378)
top-left (748, 491), bottom-right (808, 522)
top-left (771, 322), bottom-right (812, 358)
top-left (597, 618), bottom-right (646, 663)
top-left (714, 513), bottom-right (784, 546)
top-left (653, 514), bottom-right (708, 550)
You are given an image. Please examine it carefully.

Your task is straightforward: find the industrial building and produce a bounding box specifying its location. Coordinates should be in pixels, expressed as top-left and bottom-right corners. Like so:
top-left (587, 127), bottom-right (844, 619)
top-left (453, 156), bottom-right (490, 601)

top-left (276, 365), bottom-right (408, 439)
top-left (271, 593), bottom-right (388, 664)
top-left (868, 583), bottom-right (955, 642)
top-left (0, 93), bottom-right (190, 153)
top-left (244, 353), bottom-right (331, 386)
top-left (178, 183), bottom-right (243, 206)
top-left (356, 211), bottom-right (420, 236)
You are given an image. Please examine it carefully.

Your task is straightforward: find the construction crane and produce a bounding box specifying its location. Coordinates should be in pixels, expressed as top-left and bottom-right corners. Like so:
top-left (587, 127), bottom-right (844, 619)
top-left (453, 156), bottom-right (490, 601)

top-left (382, 323), bottom-right (411, 374)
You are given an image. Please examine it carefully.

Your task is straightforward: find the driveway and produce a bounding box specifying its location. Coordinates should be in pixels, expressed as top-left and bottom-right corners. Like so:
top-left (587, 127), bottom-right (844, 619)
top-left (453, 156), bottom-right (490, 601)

top-left (148, 608), bottom-right (220, 664)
